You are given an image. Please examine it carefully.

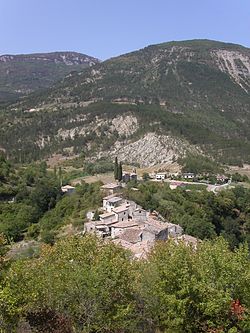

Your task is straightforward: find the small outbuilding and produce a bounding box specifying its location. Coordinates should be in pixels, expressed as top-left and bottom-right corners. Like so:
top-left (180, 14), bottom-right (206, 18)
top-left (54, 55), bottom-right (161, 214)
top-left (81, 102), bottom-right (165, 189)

top-left (61, 185), bottom-right (75, 195)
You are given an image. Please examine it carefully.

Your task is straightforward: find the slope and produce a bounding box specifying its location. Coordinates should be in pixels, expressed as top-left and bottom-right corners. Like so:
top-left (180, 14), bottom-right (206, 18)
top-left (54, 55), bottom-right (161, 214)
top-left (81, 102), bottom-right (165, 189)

top-left (1, 40), bottom-right (250, 166)
top-left (0, 51), bottom-right (100, 102)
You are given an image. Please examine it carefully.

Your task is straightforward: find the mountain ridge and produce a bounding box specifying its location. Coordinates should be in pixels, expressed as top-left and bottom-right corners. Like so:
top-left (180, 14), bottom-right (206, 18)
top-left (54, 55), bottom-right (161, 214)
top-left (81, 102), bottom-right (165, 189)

top-left (1, 39), bottom-right (250, 166)
top-left (0, 51), bottom-right (100, 65)
top-left (0, 51), bottom-right (100, 102)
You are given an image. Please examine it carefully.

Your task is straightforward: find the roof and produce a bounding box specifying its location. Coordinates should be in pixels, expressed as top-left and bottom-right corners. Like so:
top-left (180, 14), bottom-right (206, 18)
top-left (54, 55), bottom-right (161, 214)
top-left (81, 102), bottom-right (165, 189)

top-left (113, 238), bottom-right (133, 248)
top-left (129, 240), bottom-right (154, 259)
top-left (61, 185), bottom-right (75, 190)
top-left (99, 212), bottom-right (116, 219)
top-left (119, 228), bottom-right (142, 243)
top-left (177, 234), bottom-right (199, 246)
top-left (107, 196), bottom-right (123, 203)
top-left (112, 220), bottom-right (138, 229)
top-left (145, 218), bottom-right (168, 232)
top-left (112, 238), bottom-right (154, 259)
top-left (95, 220), bottom-right (112, 226)
top-left (134, 207), bottom-right (146, 213)
top-left (101, 183), bottom-right (121, 189)
top-left (112, 205), bottom-right (128, 213)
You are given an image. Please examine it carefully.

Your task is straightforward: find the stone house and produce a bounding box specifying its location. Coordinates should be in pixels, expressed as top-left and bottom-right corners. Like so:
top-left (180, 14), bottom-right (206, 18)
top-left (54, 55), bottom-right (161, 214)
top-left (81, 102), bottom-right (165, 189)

top-left (132, 207), bottom-right (147, 222)
top-left (166, 222), bottom-right (183, 237)
top-left (103, 196), bottom-right (123, 212)
top-left (112, 205), bottom-right (129, 222)
top-left (111, 220), bottom-right (139, 239)
top-left (99, 212), bottom-right (117, 224)
top-left (101, 183), bottom-right (121, 195)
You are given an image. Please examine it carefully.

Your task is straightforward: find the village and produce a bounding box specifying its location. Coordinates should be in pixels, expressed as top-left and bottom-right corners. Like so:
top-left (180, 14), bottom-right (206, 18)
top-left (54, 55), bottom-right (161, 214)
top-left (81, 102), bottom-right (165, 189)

top-left (77, 181), bottom-right (197, 259)
top-left (59, 163), bottom-right (237, 259)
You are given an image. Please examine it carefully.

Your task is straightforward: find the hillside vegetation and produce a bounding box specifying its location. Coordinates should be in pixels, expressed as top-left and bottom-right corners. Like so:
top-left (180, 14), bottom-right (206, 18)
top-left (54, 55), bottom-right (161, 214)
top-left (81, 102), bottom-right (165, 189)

top-left (0, 52), bottom-right (99, 102)
top-left (1, 236), bottom-right (250, 332)
top-left (1, 39), bottom-right (250, 165)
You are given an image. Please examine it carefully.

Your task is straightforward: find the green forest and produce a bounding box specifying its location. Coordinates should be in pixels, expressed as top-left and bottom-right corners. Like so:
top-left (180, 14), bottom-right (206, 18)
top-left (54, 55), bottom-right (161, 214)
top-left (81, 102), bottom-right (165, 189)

top-left (1, 236), bottom-right (250, 332)
top-left (1, 156), bottom-right (250, 332)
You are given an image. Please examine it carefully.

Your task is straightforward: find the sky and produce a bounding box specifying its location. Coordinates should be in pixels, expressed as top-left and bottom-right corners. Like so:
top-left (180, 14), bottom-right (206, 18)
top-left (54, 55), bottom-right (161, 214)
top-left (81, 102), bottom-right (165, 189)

top-left (0, 0), bottom-right (249, 60)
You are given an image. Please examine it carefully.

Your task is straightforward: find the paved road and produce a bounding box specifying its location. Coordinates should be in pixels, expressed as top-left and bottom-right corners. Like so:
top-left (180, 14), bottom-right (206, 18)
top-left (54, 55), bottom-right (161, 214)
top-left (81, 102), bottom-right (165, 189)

top-left (152, 178), bottom-right (232, 193)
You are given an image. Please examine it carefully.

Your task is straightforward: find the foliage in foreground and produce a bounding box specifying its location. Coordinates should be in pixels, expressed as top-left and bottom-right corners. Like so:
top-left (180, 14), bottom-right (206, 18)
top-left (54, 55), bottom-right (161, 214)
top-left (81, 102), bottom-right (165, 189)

top-left (0, 236), bottom-right (250, 332)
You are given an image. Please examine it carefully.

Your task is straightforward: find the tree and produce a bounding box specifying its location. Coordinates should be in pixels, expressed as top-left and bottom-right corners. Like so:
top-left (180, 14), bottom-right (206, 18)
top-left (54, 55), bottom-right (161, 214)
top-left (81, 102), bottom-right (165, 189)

top-left (139, 238), bottom-right (250, 333)
top-left (118, 161), bottom-right (123, 182)
top-left (0, 203), bottom-right (38, 242)
top-left (1, 236), bottom-right (138, 332)
top-left (0, 233), bottom-right (8, 270)
top-left (142, 172), bottom-right (150, 181)
top-left (114, 157), bottom-right (118, 180)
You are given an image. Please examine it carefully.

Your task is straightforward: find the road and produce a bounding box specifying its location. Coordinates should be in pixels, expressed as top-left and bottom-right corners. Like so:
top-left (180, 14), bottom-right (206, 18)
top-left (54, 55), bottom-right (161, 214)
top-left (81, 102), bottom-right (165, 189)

top-left (152, 178), bottom-right (232, 193)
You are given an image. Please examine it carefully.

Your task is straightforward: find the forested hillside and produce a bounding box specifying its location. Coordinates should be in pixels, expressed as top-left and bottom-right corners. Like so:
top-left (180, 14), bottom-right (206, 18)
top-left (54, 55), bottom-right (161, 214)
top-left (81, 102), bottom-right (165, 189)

top-left (0, 52), bottom-right (99, 102)
top-left (1, 40), bottom-right (250, 165)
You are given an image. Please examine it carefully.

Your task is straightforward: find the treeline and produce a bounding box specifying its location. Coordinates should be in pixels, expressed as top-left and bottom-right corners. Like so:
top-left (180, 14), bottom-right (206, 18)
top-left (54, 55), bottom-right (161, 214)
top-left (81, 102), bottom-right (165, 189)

top-left (1, 235), bottom-right (250, 332)
top-left (178, 154), bottom-right (223, 174)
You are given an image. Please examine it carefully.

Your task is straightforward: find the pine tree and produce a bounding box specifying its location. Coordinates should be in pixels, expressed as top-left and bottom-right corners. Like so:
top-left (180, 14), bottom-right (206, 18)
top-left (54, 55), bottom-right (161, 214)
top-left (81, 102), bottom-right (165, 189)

top-left (118, 161), bottom-right (123, 182)
top-left (114, 157), bottom-right (118, 180)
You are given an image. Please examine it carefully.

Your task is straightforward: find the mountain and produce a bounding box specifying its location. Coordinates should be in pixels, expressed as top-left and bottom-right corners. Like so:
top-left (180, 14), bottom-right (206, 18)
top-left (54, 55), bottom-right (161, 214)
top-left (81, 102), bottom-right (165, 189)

top-left (1, 39), bottom-right (250, 166)
top-left (0, 51), bottom-right (100, 102)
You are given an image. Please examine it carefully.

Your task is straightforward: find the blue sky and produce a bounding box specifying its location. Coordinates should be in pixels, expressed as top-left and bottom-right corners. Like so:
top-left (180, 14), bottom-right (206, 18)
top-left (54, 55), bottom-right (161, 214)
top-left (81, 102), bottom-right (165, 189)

top-left (0, 0), bottom-right (249, 60)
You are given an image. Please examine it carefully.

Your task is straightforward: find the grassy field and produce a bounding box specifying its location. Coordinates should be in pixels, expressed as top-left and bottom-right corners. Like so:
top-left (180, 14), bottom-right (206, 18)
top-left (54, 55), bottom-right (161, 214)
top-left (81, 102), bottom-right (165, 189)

top-left (72, 172), bottom-right (114, 185)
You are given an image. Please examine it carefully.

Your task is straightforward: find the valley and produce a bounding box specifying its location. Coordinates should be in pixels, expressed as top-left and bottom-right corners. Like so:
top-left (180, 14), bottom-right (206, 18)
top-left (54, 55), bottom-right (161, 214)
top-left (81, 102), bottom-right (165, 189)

top-left (1, 38), bottom-right (250, 333)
